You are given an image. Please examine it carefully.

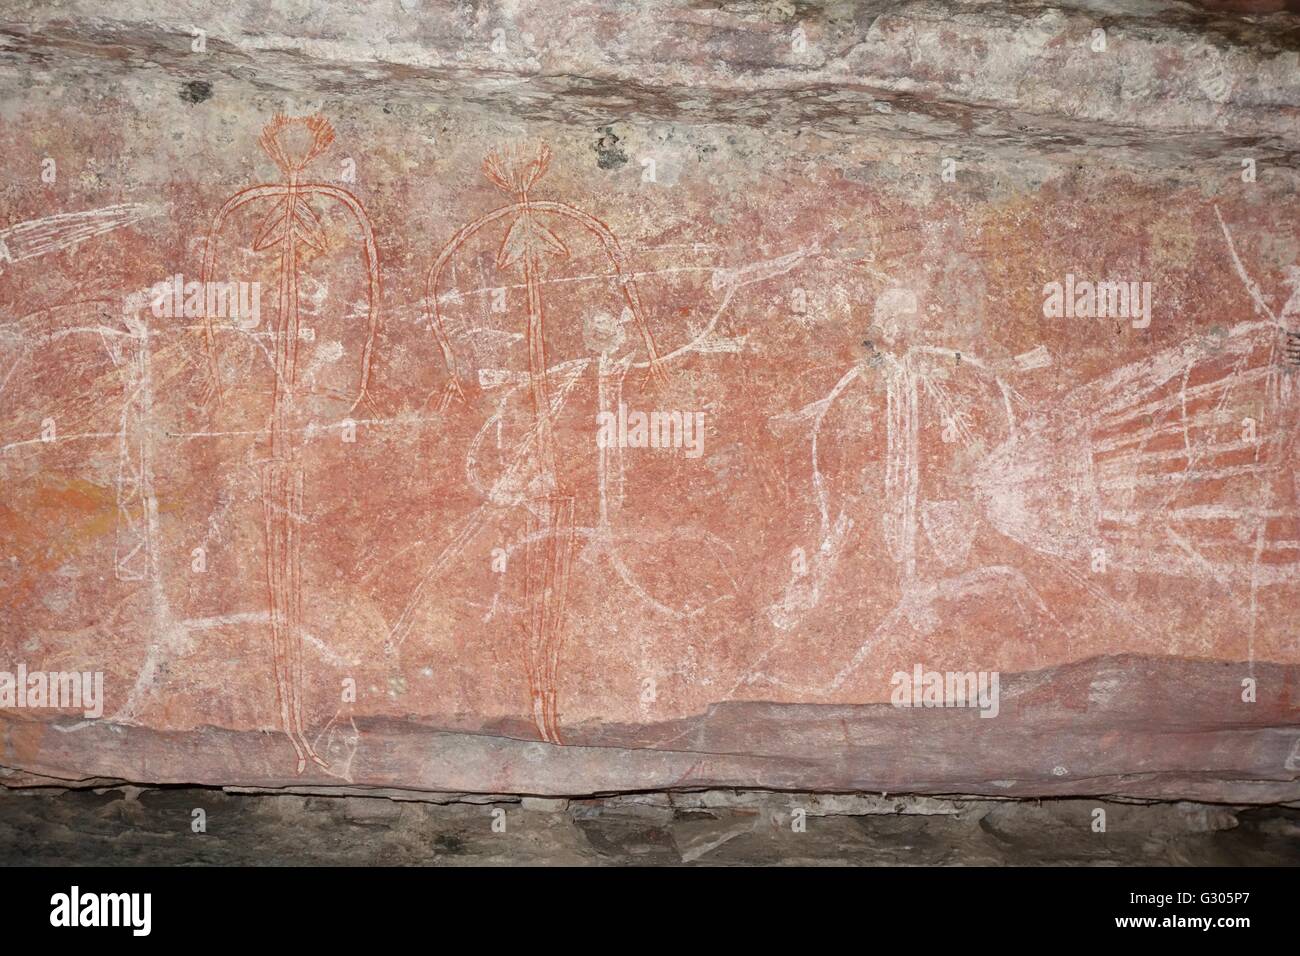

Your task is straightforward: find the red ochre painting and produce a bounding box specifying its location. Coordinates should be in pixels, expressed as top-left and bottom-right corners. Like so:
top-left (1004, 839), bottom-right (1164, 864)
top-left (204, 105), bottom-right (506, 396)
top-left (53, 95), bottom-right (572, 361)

top-left (1, 101), bottom-right (1297, 798)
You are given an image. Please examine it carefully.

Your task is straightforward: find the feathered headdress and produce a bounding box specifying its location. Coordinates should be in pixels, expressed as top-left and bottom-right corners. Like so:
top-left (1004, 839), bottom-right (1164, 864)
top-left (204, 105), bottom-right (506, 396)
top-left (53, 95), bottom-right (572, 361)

top-left (258, 114), bottom-right (336, 175)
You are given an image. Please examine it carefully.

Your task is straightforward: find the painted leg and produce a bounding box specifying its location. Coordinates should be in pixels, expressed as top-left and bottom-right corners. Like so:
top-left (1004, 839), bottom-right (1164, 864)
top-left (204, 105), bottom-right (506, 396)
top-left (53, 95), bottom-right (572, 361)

top-left (523, 494), bottom-right (575, 744)
top-left (263, 460), bottom-right (328, 772)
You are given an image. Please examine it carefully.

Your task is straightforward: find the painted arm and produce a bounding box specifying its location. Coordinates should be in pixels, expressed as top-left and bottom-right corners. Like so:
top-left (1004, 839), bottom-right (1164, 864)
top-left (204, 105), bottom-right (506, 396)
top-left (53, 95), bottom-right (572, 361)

top-left (303, 184), bottom-right (382, 413)
top-left (424, 204), bottom-right (518, 409)
top-left (530, 200), bottom-right (668, 387)
top-left (200, 184), bottom-right (287, 408)
top-left (910, 344), bottom-right (1019, 443)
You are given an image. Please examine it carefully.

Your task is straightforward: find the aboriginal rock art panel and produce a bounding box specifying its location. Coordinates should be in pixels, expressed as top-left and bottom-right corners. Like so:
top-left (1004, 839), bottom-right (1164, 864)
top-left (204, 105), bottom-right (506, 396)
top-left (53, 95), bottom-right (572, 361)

top-left (1, 102), bottom-right (1298, 788)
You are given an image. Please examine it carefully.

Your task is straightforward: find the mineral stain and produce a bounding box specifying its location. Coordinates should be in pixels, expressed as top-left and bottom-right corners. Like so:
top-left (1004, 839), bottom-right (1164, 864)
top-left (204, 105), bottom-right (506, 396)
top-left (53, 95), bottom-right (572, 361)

top-left (594, 126), bottom-right (627, 170)
top-left (180, 80), bottom-right (213, 104)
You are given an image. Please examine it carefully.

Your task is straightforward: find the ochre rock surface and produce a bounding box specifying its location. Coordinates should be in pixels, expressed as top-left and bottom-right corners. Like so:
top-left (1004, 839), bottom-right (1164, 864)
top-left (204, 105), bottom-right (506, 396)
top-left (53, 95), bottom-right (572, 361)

top-left (0, 0), bottom-right (1297, 798)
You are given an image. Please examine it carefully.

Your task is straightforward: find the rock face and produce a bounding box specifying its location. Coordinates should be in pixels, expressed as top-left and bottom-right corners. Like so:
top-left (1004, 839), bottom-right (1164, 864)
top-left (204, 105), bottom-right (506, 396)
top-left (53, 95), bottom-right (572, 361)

top-left (4, 786), bottom-right (1298, 866)
top-left (0, 0), bottom-right (1297, 801)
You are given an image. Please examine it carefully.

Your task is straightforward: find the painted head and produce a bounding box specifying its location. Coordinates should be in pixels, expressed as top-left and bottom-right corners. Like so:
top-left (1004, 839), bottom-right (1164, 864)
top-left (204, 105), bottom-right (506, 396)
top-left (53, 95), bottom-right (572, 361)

top-left (871, 286), bottom-right (918, 348)
top-left (583, 308), bottom-right (630, 355)
top-left (482, 142), bottom-right (553, 197)
top-left (258, 114), bottom-right (336, 177)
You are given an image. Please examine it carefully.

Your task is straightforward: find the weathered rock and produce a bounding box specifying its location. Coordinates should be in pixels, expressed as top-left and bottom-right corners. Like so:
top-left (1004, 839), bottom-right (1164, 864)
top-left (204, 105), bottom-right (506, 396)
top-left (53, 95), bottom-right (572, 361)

top-left (2, 785), bottom-right (1297, 865)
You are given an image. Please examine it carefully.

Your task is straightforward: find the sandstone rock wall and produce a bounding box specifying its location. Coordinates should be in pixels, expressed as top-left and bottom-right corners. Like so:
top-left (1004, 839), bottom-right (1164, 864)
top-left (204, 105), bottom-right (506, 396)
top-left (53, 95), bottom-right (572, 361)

top-left (0, 0), bottom-right (1297, 800)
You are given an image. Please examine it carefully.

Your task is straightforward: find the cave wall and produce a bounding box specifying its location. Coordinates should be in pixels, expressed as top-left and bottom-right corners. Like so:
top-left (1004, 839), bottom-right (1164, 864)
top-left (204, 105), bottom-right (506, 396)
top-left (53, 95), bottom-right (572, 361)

top-left (0, 0), bottom-right (1297, 801)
